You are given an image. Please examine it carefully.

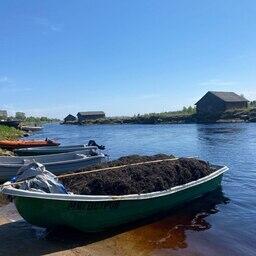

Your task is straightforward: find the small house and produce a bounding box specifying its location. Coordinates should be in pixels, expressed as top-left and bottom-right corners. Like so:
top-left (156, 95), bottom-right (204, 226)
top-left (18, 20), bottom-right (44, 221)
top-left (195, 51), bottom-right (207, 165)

top-left (196, 91), bottom-right (248, 115)
top-left (77, 111), bottom-right (105, 122)
top-left (64, 114), bottom-right (77, 123)
top-left (0, 110), bottom-right (7, 120)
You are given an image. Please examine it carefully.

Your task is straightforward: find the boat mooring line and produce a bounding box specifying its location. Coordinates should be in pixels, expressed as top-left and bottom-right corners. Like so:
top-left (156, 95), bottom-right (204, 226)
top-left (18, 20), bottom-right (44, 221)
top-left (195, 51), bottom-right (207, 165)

top-left (57, 156), bottom-right (199, 179)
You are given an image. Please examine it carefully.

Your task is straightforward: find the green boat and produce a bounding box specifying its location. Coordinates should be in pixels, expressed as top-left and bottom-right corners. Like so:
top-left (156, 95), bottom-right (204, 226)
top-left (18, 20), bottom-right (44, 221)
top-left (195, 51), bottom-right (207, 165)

top-left (1, 164), bottom-right (228, 233)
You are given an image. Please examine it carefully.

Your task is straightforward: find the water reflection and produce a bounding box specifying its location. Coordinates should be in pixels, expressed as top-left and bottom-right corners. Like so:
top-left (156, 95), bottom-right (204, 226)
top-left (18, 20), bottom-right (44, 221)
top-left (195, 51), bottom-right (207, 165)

top-left (124, 188), bottom-right (230, 252)
top-left (197, 126), bottom-right (244, 135)
top-left (196, 124), bottom-right (246, 148)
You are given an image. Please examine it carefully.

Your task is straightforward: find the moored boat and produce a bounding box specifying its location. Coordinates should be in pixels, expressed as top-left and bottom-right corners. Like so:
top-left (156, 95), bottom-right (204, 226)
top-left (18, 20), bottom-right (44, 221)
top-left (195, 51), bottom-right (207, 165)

top-left (14, 144), bottom-right (93, 156)
top-left (0, 148), bottom-right (105, 182)
top-left (0, 139), bottom-right (60, 150)
top-left (0, 164), bottom-right (228, 233)
top-left (20, 126), bottom-right (43, 132)
top-left (0, 120), bottom-right (20, 128)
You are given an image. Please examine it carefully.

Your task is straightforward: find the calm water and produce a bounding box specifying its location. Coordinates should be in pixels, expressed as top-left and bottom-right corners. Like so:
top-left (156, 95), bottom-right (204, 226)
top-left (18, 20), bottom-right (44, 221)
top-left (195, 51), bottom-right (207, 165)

top-left (3, 123), bottom-right (256, 255)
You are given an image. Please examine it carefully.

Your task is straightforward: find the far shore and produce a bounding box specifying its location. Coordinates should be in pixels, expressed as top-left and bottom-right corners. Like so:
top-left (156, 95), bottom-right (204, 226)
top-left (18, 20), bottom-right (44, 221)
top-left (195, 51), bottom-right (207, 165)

top-left (62, 108), bottom-right (256, 125)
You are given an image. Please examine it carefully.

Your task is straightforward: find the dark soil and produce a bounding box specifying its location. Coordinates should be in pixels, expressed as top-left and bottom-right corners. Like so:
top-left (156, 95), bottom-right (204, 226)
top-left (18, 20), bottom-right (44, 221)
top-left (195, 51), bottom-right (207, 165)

top-left (61, 154), bottom-right (216, 195)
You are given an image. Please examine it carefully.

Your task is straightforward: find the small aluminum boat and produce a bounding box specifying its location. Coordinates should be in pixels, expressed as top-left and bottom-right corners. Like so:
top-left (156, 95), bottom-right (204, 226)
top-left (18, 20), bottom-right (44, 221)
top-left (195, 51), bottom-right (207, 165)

top-left (0, 148), bottom-right (105, 182)
top-left (0, 120), bottom-right (20, 128)
top-left (1, 164), bottom-right (228, 233)
top-left (20, 126), bottom-right (43, 132)
top-left (14, 144), bottom-right (92, 156)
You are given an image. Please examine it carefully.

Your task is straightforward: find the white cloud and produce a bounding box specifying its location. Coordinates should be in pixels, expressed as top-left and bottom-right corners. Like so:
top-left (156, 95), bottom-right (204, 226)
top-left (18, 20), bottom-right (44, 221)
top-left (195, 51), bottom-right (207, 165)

top-left (199, 79), bottom-right (236, 87)
top-left (34, 17), bottom-right (62, 32)
top-left (0, 76), bottom-right (31, 93)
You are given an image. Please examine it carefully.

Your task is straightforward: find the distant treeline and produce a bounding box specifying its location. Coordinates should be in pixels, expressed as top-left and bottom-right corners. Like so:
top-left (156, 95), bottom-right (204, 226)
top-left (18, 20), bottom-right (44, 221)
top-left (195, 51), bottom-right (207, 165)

top-left (4, 112), bottom-right (60, 125)
top-left (79, 106), bottom-right (197, 125)
top-left (136, 106), bottom-right (196, 117)
top-left (23, 116), bottom-right (60, 125)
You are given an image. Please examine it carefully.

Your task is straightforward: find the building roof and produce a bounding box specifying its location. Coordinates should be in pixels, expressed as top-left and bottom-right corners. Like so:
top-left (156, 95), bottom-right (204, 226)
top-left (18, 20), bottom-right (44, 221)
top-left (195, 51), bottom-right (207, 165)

top-left (210, 91), bottom-right (248, 102)
top-left (65, 114), bottom-right (76, 117)
top-left (196, 91), bottom-right (248, 104)
top-left (64, 114), bottom-right (76, 119)
top-left (77, 111), bottom-right (105, 116)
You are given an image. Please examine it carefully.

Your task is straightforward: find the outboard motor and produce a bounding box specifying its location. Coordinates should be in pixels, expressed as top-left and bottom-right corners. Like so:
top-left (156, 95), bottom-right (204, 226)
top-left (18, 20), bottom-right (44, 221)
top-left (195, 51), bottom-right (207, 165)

top-left (88, 140), bottom-right (105, 150)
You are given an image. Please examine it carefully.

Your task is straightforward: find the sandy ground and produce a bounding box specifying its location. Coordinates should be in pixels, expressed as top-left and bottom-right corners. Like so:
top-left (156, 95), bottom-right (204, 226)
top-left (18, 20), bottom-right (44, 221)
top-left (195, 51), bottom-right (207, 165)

top-left (0, 201), bottom-right (203, 256)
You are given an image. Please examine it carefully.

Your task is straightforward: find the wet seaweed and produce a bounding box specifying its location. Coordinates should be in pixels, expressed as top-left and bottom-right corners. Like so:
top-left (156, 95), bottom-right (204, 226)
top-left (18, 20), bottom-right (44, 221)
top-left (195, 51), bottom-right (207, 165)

top-left (61, 155), bottom-right (215, 196)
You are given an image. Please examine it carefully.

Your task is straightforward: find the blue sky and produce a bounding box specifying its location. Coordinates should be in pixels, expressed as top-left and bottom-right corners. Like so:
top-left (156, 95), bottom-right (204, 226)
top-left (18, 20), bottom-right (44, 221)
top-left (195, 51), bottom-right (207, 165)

top-left (1, 0), bottom-right (256, 118)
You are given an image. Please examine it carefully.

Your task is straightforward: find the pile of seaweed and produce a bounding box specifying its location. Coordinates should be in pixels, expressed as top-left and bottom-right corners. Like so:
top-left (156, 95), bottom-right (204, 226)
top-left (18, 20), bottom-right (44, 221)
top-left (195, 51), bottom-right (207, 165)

top-left (61, 154), bottom-right (216, 195)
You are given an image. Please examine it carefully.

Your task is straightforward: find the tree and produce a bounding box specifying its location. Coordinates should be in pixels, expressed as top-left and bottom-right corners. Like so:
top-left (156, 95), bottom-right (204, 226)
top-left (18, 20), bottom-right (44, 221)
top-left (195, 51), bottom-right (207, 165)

top-left (187, 106), bottom-right (193, 113)
top-left (40, 116), bottom-right (48, 122)
top-left (249, 101), bottom-right (256, 108)
top-left (15, 112), bottom-right (26, 120)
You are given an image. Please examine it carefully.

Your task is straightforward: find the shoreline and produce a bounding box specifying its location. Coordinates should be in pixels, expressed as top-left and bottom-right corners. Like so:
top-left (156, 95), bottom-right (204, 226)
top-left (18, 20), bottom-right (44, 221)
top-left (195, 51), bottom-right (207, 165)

top-left (62, 118), bottom-right (256, 125)
top-left (62, 108), bottom-right (256, 125)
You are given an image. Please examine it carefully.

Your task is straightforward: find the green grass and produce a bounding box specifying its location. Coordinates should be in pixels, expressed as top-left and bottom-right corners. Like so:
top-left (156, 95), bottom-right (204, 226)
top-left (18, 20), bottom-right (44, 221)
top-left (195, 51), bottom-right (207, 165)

top-left (0, 125), bottom-right (24, 140)
top-left (0, 125), bottom-right (24, 156)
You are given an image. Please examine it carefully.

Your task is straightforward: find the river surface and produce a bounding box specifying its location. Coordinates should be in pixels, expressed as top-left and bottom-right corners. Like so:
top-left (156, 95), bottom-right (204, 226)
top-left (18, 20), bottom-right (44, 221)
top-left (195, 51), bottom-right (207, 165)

top-left (1, 123), bottom-right (256, 255)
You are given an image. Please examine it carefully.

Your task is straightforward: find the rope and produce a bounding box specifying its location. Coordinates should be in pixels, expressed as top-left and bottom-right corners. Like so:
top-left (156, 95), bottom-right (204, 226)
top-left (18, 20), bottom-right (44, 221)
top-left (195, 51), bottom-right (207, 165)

top-left (58, 157), bottom-right (180, 179)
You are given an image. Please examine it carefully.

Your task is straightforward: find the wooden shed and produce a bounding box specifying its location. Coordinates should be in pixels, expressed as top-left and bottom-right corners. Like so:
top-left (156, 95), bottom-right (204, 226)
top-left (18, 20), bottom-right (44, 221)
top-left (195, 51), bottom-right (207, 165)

top-left (196, 91), bottom-right (248, 115)
top-left (64, 114), bottom-right (77, 123)
top-left (77, 111), bottom-right (105, 123)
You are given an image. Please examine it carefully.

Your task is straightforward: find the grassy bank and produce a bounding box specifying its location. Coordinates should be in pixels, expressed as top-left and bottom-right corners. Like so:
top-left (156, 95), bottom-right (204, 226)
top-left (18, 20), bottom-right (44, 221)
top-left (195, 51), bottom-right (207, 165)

top-left (0, 125), bottom-right (24, 140)
top-left (0, 125), bottom-right (24, 156)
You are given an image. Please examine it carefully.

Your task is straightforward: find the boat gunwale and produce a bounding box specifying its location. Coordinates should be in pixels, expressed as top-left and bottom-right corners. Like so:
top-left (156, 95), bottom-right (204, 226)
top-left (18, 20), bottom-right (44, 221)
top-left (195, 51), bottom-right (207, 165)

top-left (0, 148), bottom-right (102, 161)
top-left (0, 153), bottom-right (106, 168)
top-left (1, 165), bottom-right (228, 202)
top-left (14, 145), bottom-right (96, 151)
